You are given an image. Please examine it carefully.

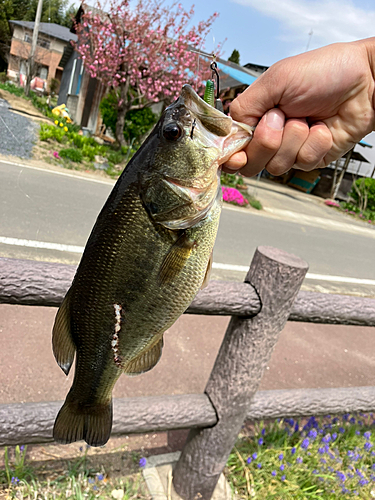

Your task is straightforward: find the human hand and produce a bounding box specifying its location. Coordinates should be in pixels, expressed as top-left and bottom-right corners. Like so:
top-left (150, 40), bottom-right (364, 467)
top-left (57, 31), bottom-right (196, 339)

top-left (224, 38), bottom-right (375, 177)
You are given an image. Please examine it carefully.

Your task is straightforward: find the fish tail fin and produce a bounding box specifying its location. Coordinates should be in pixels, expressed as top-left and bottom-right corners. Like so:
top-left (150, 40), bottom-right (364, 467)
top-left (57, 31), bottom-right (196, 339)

top-left (53, 397), bottom-right (113, 447)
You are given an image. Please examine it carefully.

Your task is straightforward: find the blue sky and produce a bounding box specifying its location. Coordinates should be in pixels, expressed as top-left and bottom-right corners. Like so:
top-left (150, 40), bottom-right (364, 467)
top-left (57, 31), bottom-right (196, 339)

top-left (177, 0), bottom-right (375, 66)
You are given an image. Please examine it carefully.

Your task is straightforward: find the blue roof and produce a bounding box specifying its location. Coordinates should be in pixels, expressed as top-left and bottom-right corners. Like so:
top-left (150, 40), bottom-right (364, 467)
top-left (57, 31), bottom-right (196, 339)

top-left (359, 140), bottom-right (373, 148)
top-left (216, 62), bottom-right (257, 86)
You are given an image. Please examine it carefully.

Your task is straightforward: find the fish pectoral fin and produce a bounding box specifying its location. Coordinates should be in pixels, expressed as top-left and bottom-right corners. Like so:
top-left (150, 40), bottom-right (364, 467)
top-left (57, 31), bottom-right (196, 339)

top-left (158, 232), bottom-right (196, 286)
top-left (124, 336), bottom-right (164, 376)
top-left (201, 251), bottom-right (213, 289)
top-left (53, 396), bottom-right (113, 447)
top-left (52, 290), bottom-right (76, 375)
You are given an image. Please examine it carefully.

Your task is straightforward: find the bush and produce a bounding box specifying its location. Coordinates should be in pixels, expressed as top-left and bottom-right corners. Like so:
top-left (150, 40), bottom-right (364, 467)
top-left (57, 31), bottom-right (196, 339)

top-left (349, 177), bottom-right (375, 212)
top-left (0, 72), bottom-right (8, 83)
top-left (99, 91), bottom-right (158, 144)
top-left (59, 148), bottom-right (83, 162)
top-left (0, 81), bottom-right (25, 97)
top-left (49, 78), bottom-right (60, 95)
top-left (221, 172), bottom-right (244, 188)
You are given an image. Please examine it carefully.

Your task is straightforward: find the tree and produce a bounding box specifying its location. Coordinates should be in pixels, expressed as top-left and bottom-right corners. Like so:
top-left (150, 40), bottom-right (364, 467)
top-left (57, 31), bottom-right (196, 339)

top-left (23, 0), bottom-right (71, 26)
top-left (228, 49), bottom-right (240, 65)
top-left (75, 0), bottom-right (220, 146)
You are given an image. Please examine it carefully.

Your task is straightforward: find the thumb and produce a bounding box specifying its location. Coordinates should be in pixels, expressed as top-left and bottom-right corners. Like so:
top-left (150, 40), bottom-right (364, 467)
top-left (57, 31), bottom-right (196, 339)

top-left (229, 68), bottom-right (284, 126)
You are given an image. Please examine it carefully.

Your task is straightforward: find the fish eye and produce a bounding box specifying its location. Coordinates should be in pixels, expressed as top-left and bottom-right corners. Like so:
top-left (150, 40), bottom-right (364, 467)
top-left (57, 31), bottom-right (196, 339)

top-left (163, 122), bottom-right (183, 141)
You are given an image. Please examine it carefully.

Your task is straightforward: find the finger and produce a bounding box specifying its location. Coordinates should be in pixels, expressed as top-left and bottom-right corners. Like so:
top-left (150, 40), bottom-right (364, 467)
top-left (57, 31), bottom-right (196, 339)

top-left (266, 118), bottom-right (310, 176)
top-left (238, 108), bottom-right (285, 178)
top-left (295, 122), bottom-right (333, 171)
top-left (222, 151), bottom-right (247, 172)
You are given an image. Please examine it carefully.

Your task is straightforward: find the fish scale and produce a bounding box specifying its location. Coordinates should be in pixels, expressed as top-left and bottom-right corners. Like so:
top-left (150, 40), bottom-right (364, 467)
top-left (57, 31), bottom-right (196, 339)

top-left (52, 84), bottom-right (253, 446)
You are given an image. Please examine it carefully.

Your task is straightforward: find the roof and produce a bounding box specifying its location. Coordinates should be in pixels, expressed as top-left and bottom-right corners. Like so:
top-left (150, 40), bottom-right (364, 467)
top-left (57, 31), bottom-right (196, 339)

top-left (9, 21), bottom-right (77, 43)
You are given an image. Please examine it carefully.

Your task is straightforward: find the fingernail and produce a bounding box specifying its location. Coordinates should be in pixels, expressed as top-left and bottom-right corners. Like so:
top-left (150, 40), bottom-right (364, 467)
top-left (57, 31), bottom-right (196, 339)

top-left (266, 109), bottom-right (284, 130)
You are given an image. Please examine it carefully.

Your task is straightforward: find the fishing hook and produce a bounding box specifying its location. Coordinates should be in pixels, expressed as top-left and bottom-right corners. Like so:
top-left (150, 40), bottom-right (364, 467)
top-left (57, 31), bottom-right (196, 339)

top-left (210, 61), bottom-right (220, 99)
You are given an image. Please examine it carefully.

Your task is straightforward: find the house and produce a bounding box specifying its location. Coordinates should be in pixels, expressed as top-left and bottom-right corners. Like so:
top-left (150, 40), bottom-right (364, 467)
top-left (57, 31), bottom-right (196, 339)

top-left (57, 4), bottom-right (106, 133)
top-left (7, 21), bottom-right (77, 92)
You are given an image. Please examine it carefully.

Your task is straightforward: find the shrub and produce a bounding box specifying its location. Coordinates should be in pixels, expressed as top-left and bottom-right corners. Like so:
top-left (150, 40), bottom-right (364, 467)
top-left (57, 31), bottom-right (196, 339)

top-left (221, 172), bottom-right (245, 188)
top-left (0, 72), bottom-right (8, 83)
top-left (49, 78), bottom-right (60, 95)
top-left (100, 91), bottom-right (158, 144)
top-left (59, 148), bottom-right (83, 162)
top-left (349, 177), bottom-right (375, 212)
top-left (0, 81), bottom-right (25, 97)
top-left (82, 144), bottom-right (97, 161)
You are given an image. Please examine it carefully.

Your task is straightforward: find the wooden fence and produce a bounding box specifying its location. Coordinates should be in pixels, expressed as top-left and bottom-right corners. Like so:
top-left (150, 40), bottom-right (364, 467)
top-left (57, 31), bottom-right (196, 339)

top-left (1, 247), bottom-right (375, 499)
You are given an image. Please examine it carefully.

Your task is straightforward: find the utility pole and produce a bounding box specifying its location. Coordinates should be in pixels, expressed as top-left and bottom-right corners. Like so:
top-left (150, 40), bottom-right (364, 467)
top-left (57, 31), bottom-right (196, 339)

top-left (25, 0), bottom-right (43, 96)
top-left (330, 148), bottom-right (353, 199)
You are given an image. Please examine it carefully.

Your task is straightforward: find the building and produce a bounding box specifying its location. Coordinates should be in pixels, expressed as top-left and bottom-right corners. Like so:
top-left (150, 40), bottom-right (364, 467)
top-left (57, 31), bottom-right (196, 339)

top-left (7, 21), bottom-right (77, 91)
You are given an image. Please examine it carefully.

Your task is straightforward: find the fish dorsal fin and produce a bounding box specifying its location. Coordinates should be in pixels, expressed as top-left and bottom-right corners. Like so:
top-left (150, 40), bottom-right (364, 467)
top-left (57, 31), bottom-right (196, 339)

top-left (158, 232), bottom-right (196, 286)
top-left (201, 251), bottom-right (213, 289)
top-left (124, 336), bottom-right (164, 376)
top-left (52, 290), bottom-right (76, 375)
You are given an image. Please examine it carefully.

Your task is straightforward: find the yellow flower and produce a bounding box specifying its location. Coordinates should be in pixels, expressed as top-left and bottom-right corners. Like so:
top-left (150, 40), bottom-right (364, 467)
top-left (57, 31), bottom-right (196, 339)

top-left (64, 126), bottom-right (68, 132)
top-left (59, 122), bottom-right (63, 127)
top-left (54, 120), bottom-right (58, 125)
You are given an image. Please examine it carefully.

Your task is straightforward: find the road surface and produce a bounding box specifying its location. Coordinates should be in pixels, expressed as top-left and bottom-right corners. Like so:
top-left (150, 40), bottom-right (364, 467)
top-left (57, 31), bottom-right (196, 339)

top-left (0, 159), bottom-right (374, 296)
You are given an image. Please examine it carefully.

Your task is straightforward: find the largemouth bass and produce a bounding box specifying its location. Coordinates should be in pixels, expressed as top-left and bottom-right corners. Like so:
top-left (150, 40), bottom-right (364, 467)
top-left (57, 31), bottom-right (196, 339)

top-left (52, 84), bottom-right (253, 446)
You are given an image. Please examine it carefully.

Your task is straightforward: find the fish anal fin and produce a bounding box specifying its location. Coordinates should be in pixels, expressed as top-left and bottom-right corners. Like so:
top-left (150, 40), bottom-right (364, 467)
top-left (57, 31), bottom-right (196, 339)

top-left (124, 336), bottom-right (164, 376)
top-left (158, 232), bottom-right (196, 286)
top-left (201, 251), bottom-right (213, 289)
top-left (52, 290), bottom-right (75, 375)
top-left (53, 397), bottom-right (113, 447)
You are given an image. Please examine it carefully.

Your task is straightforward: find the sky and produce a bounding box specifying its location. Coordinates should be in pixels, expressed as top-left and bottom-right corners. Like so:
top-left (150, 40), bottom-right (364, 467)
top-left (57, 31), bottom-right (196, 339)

top-left (175, 0), bottom-right (375, 174)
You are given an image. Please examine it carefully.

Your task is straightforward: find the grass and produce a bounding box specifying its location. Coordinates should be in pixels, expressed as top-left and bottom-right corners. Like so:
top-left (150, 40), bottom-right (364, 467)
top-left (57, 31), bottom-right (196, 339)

top-left (227, 413), bottom-right (375, 499)
top-left (0, 444), bottom-right (150, 499)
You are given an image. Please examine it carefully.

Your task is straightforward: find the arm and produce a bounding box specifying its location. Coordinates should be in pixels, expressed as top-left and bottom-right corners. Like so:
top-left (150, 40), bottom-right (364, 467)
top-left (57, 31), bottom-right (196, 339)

top-left (225, 38), bottom-right (375, 177)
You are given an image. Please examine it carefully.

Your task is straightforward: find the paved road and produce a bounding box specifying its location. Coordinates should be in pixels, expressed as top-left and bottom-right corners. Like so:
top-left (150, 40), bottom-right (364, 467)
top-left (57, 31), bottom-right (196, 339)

top-left (0, 159), bottom-right (375, 296)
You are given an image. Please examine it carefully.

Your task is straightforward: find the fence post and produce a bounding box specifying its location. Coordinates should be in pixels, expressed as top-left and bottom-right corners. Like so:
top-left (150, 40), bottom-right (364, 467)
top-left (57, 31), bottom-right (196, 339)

top-left (173, 246), bottom-right (308, 500)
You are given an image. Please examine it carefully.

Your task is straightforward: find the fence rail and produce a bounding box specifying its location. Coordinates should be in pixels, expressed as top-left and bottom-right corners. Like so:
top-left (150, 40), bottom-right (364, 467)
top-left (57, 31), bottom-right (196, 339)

top-left (1, 257), bottom-right (375, 326)
top-left (1, 249), bottom-right (375, 500)
top-left (1, 386), bottom-right (375, 447)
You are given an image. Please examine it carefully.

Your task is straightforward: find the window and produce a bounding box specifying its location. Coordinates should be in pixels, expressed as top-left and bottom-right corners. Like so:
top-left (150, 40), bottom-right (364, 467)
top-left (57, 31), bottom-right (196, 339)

top-left (38, 66), bottom-right (48, 80)
top-left (23, 33), bottom-right (50, 50)
top-left (38, 38), bottom-right (50, 49)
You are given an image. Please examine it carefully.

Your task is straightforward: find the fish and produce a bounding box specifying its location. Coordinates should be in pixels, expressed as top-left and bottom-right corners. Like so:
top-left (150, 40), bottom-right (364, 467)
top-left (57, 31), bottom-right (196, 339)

top-left (52, 84), bottom-right (253, 447)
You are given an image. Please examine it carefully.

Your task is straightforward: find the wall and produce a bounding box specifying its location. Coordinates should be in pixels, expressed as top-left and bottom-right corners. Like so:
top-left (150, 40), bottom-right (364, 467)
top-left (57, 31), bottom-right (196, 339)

top-left (7, 25), bottom-right (69, 89)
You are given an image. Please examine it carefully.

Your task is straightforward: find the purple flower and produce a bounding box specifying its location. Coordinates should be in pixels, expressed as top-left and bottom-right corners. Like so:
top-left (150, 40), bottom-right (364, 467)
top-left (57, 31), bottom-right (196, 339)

top-left (281, 475), bottom-right (286, 481)
top-left (280, 464), bottom-right (285, 471)
top-left (364, 431), bottom-right (371, 439)
top-left (11, 477), bottom-right (19, 484)
top-left (252, 452), bottom-right (258, 460)
top-left (257, 463), bottom-right (262, 469)
top-left (246, 457), bottom-right (252, 464)
top-left (364, 442), bottom-right (373, 451)
top-left (20, 445), bottom-right (25, 452)
top-left (271, 470), bottom-right (276, 476)
top-left (261, 428), bottom-right (266, 436)
top-left (291, 447), bottom-right (296, 455)
top-left (97, 473), bottom-right (104, 481)
top-left (296, 457), bottom-right (303, 464)
top-left (258, 437), bottom-right (264, 446)
top-left (278, 453), bottom-right (284, 460)
top-left (139, 457), bottom-right (147, 467)
top-left (301, 438), bottom-right (310, 450)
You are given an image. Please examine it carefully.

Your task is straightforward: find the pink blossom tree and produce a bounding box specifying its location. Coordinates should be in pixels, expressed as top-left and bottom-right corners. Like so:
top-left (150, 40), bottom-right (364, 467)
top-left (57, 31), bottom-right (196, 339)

top-left (75, 0), bottom-right (220, 146)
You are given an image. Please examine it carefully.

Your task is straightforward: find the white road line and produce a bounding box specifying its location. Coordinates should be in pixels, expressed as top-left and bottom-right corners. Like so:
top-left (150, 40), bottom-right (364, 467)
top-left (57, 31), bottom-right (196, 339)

top-left (0, 236), bottom-right (85, 254)
top-left (0, 159), bottom-right (115, 185)
top-left (1, 235), bottom-right (374, 286)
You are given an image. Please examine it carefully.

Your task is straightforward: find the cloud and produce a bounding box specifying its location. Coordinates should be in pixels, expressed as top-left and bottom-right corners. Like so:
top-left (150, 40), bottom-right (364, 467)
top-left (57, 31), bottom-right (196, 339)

top-left (232, 0), bottom-right (375, 50)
